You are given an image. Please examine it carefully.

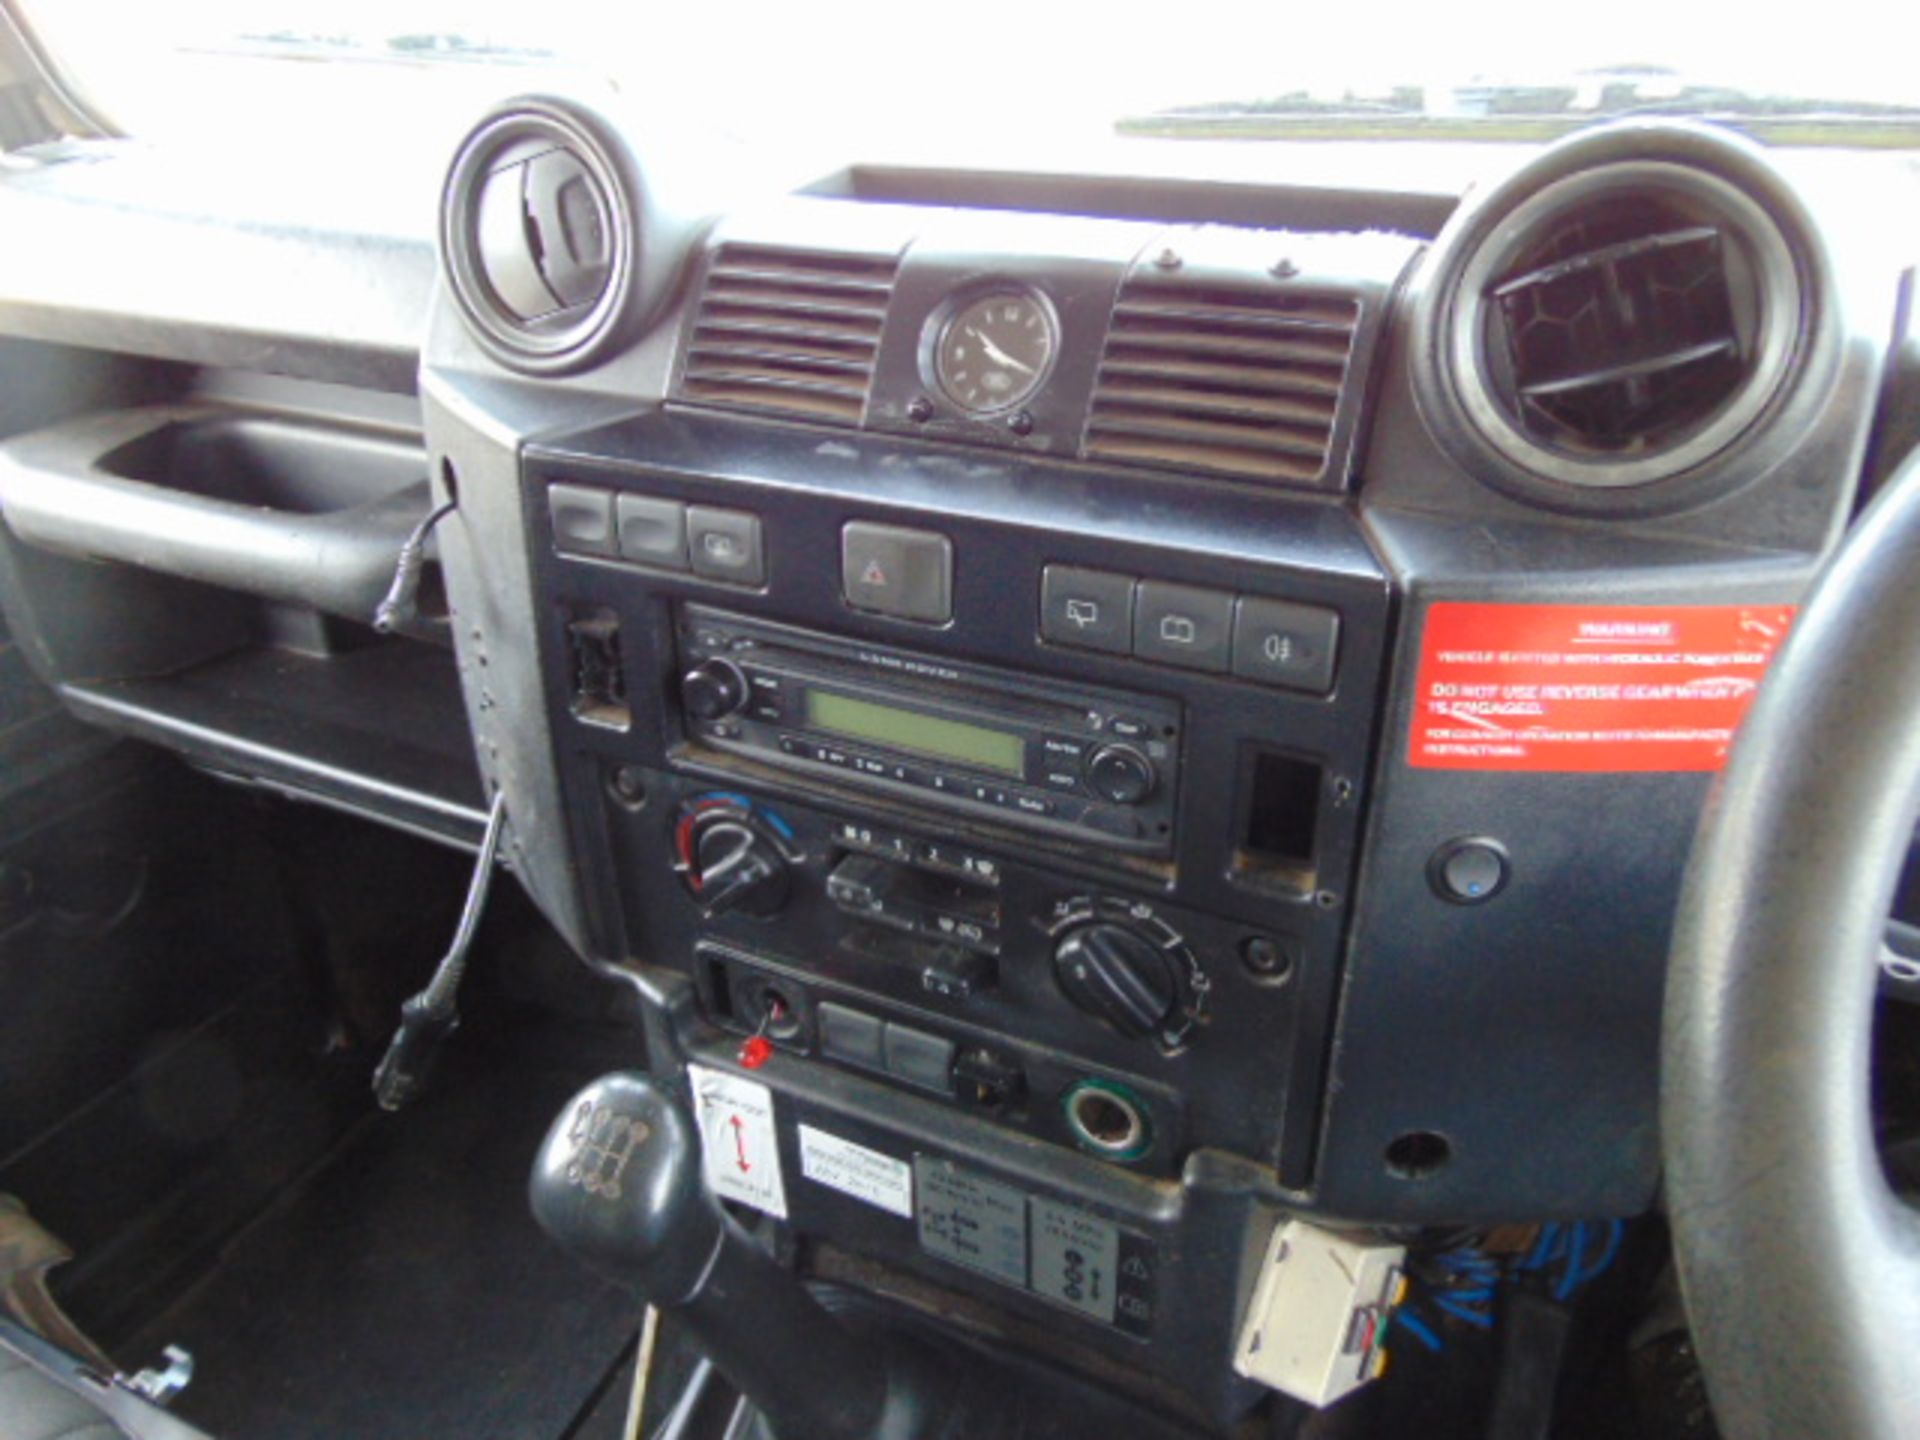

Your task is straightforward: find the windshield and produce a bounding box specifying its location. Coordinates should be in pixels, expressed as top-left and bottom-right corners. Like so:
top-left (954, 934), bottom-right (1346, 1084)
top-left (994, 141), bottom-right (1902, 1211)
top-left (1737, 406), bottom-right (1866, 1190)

top-left (19, 0), bottom-right (1920, 155)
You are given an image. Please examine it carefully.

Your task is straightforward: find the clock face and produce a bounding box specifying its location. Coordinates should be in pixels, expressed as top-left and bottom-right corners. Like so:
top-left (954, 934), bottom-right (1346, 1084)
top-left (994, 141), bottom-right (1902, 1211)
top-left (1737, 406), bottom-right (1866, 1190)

top-left (933, 291), bottom-right (1057, 414)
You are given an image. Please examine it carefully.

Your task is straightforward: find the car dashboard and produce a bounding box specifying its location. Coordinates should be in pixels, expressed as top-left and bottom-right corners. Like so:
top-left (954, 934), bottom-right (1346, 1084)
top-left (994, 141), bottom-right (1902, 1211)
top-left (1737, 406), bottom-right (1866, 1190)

top-left (0, 98), bottom-right (1915, 1426)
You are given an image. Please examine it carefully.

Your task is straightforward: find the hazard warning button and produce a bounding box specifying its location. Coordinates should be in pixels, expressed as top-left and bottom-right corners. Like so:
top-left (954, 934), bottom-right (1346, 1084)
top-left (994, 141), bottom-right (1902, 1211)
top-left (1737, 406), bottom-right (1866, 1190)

top-left (842, 521), bottom-right (953, 624)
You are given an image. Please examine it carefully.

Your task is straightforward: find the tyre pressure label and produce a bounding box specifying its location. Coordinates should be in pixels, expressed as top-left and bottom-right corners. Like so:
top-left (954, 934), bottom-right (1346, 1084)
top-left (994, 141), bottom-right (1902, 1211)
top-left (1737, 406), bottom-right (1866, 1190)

top-left (915, 1159), bottom-right (1027, 1288)
top-left (1029, 1197), bottom-right (1119, 1323)
top-left (913, 1158), bottom-right (1156, 1336)
top-left (1408, 603), bottom-right (1796, 773)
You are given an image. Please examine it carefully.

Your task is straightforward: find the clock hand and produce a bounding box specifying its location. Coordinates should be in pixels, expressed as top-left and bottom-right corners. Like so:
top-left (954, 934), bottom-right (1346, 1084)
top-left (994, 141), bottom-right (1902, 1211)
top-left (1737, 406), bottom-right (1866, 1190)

top-left (967, 327), bottom-right (1037, 376)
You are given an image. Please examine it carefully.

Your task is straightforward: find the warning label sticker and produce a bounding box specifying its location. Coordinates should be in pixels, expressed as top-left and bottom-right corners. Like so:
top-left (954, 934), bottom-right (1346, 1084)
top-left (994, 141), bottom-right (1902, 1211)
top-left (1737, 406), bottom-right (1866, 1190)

top-left (799, 1125), bottom-right (913, 1218)
top-left (1408, 603), bottom-right (1795, 773)
top-left (688, 1065), bottom-right (788, 1219)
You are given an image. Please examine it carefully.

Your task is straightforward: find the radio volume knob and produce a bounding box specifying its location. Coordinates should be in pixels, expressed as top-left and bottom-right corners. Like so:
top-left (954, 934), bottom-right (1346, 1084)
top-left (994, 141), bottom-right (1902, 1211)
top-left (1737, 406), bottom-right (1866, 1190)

top-left (1086, 744), bottom-right (1155, 806)
top-left (682, 658), bottom-right (749, 722)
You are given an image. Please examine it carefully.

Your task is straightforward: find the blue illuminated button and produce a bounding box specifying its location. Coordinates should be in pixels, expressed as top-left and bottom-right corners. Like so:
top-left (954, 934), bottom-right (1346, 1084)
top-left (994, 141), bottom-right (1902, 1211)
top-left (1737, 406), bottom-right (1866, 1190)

top-left (1430, 837), bottom-right (1510, 905)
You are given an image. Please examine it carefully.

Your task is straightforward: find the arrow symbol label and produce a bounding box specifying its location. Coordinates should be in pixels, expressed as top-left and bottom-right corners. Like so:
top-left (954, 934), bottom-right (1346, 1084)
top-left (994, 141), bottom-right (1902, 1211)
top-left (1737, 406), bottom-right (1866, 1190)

top-left (688, 1066), bottom-right (789, 1220)
top-left (730, 1114), bottom-right (752, 1172)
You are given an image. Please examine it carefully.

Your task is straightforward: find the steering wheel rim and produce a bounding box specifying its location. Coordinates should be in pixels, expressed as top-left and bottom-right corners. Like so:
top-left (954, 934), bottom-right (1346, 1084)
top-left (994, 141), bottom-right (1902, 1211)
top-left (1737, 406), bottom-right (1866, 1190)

top-left (1664, 450), bottom-right (1920, 1439)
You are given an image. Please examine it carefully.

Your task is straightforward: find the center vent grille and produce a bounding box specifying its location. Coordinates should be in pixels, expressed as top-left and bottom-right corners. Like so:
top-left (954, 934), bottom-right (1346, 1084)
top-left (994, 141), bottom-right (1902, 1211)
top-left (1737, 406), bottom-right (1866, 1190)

top-left (680, 244), bottom-right (900, 425)
top-left (1083, 281), bottom-right (1361, 485)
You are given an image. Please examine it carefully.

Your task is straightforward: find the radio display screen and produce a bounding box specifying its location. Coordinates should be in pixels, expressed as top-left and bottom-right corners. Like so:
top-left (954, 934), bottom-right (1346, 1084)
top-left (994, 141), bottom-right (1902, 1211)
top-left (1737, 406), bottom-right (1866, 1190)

top-left (806, 690), bottom-right (1025, 776)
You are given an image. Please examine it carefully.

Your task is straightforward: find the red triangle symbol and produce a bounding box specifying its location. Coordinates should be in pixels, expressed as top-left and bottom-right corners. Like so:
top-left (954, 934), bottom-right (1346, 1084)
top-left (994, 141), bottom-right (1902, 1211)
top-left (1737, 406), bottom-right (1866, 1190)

top-left (862, 559), bottom-right (888, 587)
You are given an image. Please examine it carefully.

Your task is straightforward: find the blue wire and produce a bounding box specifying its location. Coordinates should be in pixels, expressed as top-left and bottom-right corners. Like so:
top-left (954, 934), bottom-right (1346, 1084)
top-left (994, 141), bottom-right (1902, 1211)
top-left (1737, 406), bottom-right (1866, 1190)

top-left (1579, 1219), bottom-right (1625, 1288)
top-left (1392, 1309), bottom-right (1444, 1353)
top-left (1395, 1219), bottom-right (1628, 1359)
top-left (1553, 1222), bottom-right (1588, 1302)
top-left (1432, 1295), bottom-right (1495, 1329)
top-left (1522, 1222), bottom-right (1561, 1272)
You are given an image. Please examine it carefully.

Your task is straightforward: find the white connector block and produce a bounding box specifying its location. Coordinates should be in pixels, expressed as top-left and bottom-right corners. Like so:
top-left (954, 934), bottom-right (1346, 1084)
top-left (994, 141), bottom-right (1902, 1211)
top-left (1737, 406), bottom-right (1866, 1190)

top-left (1233, 1219), bottom-right (1407, 1408)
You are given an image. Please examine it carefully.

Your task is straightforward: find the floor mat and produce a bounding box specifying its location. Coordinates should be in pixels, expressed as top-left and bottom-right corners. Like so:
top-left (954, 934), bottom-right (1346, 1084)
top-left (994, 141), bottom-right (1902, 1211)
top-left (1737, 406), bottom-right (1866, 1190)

top-left (124, 1019), bottom-right (639, 1440)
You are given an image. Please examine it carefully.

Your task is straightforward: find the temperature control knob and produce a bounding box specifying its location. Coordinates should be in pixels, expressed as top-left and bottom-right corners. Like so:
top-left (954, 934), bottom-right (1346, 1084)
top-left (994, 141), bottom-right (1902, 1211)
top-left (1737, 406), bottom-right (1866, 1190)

top-left (1052, 922), bottom-right (1180, 1039)
top-left (681, 658), bottom-right (748, 722)
top-left (679, 810), bottom-right (790, 918)
top-left (1085, 744), bottom-right (1155, 806)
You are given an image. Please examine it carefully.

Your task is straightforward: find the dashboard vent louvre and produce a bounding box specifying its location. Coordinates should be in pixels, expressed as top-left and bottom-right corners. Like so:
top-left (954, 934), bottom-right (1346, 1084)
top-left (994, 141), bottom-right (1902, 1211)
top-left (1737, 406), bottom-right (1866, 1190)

top-left (1083, 281), bottom-right (1360, 484)
top-left (1485, 203), bottom-right (1747, 455)
top-left (681, 244), bottom-right (900, 424)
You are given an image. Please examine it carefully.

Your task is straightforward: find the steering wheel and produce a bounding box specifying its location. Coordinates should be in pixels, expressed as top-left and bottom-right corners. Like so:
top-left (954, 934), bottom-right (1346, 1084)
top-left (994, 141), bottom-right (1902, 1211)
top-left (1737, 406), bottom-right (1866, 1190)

top-left (1664, 449), bottom-right (1920, 1439)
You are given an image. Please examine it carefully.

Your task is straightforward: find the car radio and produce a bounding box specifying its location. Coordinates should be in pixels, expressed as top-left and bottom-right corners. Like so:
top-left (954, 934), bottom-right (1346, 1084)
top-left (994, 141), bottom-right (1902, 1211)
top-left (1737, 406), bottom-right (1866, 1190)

top-left (675, 605), bottom-right (1181, 856)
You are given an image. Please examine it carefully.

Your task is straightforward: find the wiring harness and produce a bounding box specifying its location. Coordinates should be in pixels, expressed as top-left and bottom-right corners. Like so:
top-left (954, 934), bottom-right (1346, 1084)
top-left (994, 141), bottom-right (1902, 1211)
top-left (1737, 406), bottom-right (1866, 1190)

top-left (1390, 1220), bottom-right (1627, 1352)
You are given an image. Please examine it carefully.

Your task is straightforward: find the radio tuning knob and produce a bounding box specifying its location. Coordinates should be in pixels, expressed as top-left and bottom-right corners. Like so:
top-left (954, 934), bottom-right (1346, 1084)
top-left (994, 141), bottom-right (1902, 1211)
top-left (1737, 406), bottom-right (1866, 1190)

top-left (682, 658), bottom-right (749, 722)
top-left (1052, 922), bottom-right (1179, 1039)
top-left (1086, 744), bottom-right (1156, 807)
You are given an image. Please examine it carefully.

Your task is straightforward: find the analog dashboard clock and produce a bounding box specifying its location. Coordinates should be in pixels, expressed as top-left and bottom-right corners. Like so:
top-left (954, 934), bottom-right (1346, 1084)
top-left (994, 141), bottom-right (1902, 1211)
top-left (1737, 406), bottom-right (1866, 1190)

top-left (932, 290), bottom-right (1058, 414)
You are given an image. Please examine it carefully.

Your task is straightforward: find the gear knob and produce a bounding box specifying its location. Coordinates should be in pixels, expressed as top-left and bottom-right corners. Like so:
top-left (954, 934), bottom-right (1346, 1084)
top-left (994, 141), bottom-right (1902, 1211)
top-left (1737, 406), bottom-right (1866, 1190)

top-left (529, 1071), bottom-right (722, 1305)
top-left (531, 1071), bottom-right (902, 1440)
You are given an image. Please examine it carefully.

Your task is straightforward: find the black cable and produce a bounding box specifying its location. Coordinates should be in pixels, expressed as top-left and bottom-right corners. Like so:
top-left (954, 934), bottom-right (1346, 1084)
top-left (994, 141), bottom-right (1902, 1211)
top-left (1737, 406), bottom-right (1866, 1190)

top-left (372, 792), bottom-right (507, 1110)
top-left (372, 498), bottom-right (457, 635)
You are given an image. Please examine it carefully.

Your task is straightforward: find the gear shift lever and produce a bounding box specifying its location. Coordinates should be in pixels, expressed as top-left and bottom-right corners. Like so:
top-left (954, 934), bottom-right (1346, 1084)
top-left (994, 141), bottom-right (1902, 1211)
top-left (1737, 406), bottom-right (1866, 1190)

top-left (530, 1071), bottom-right (983, 1440)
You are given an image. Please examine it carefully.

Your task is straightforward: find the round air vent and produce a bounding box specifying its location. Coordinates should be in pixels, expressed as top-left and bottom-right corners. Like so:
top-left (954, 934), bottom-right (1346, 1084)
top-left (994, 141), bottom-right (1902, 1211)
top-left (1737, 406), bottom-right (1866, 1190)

top-left (1412, 123), bottom-right (1832, 513)
top-left (441, 97), bottom-right (643, 374)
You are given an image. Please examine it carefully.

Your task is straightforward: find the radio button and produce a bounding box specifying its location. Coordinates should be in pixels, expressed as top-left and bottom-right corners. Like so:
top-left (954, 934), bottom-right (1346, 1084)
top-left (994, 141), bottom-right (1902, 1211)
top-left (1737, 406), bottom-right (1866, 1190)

top-left (1012, 793), bottom-right (1055, 817)
top-left (970, 783), bottom-right (1010, 807)
top-left (1087, 744), bottom-right (1156, 806)
top-left (1041, 566), bottom-right (1135, 655)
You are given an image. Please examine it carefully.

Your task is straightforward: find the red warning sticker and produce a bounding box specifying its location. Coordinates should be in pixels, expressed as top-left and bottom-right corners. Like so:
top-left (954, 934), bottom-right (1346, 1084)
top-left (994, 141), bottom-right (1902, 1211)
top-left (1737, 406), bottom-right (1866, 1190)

top-left (1408, 603), bottom-right (1796, 773)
